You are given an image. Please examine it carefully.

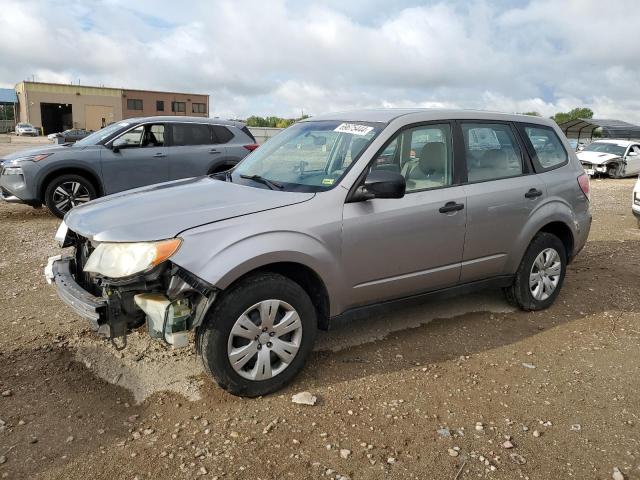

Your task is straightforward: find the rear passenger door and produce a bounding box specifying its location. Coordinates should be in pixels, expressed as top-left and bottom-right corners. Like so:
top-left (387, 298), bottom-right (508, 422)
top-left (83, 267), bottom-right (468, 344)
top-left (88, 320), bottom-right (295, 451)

top-left (167, 123), bottom-right (230, 179)
top-left (459, 121), bottom-right (545, 282)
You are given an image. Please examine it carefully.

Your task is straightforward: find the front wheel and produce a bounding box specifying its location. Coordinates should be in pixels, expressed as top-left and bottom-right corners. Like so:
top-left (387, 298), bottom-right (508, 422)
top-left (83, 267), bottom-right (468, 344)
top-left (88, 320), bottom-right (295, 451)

top-left (44, 174), bottom-right (97, 218)
top-left (197, 272), bottom-right (317, 397)
top-left (503, 232), bottom-right (567, 311)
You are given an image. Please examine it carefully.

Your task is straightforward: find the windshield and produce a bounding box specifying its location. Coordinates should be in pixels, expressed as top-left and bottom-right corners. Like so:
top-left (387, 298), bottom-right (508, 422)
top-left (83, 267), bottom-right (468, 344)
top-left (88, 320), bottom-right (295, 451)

top-left (583, 142), bottom-right (627, 156)
top-left (75, 122), bottom-right (130, 146)
top-left (231, 120), bottom-right (383, 192)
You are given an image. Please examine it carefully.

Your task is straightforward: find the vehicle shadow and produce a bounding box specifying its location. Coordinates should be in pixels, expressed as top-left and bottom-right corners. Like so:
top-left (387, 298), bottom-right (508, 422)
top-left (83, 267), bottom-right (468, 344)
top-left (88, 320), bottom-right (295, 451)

top-left (291, 238), bottom-right (640, 390)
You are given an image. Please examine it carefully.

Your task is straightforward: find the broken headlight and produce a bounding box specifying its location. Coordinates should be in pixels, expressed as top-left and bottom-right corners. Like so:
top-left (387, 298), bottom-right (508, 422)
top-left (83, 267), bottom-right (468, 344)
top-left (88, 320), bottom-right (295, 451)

top-left (84, 238), bottom-right (182, 278)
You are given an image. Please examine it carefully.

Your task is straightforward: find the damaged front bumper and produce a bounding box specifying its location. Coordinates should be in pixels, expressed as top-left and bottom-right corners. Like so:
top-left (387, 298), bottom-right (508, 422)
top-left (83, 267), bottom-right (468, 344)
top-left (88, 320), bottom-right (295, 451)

top-left (46, 255), bottom-right (106, 329)
top-left (45, 253), bottom-right (216, 349)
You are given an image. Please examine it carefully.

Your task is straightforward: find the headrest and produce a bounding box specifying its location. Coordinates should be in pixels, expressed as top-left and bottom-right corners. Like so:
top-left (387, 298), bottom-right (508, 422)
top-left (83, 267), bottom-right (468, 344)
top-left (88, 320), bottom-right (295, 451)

top-left (419, 142), bottom-right (446, 175)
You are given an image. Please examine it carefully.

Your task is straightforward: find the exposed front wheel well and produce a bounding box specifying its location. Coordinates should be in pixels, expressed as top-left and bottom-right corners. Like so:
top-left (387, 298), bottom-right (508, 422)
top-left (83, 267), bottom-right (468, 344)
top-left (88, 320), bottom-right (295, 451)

top-left (39, 168), bottom-right (103, 200)
top-left (537, 221), bottom-right (574, 261)
top-left (226, 262), bottom-right (331, 330)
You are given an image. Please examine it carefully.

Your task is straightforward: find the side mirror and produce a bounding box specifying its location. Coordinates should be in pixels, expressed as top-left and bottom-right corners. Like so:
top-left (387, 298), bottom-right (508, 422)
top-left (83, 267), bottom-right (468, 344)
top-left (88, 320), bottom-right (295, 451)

top-left (111, 136), bottom-right (130, 153)
top-left (355, 170), bottom-right (406, 201)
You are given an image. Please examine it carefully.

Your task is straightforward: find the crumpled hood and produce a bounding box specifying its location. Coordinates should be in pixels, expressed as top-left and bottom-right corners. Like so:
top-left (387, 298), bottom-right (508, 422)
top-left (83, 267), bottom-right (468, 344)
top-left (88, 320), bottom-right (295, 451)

top-left (64, 176), bottom-right (315, 242)
top-left (577, 151), bottom-right (621, 165)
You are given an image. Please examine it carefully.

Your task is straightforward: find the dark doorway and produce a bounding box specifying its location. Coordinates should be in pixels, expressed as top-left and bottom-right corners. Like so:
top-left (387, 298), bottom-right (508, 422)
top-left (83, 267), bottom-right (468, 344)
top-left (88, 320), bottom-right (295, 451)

top-left (40, 103), bottom-right (73, 135)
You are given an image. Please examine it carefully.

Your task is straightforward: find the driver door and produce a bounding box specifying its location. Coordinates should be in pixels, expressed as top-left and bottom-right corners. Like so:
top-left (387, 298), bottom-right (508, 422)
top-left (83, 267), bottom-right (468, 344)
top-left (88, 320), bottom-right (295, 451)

top-left (100, 123), bottom-right (169, 194)
top-left (341, 123), bottom-right (467, 310)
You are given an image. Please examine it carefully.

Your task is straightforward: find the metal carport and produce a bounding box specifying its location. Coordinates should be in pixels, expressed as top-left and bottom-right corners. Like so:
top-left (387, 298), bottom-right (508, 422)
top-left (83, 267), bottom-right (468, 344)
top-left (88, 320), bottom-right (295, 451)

top-left (558, 118), bottom-right (640, 142)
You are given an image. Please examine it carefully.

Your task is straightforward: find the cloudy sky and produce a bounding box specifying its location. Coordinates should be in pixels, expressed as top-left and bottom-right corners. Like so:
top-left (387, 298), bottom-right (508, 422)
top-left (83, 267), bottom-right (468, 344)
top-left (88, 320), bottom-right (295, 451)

top-left (1, 0), bottom-right (639, 122)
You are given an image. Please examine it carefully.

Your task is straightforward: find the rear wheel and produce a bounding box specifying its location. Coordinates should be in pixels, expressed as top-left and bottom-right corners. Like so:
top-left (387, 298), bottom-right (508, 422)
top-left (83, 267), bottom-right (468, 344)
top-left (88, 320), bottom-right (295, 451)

top-left (197, 272), bottom-right (317, 397)
top-left (503, 232), bottom-right (566, 311)
top-left (44, 174), bottom-right (97, 218)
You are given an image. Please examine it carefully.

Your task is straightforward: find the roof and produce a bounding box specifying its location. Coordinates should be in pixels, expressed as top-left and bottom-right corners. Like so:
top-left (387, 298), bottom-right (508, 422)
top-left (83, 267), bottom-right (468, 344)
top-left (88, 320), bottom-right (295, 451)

top-left (0, 88), bottom-right (17, 104)
top-left (305, 108), bottom-right (554, 126)
top-left (18, 81), bottom-right (208, 98)
top-left (558, 118), bottom-right (640, 139)
top-left (119, 116), bottom-right (244, 127)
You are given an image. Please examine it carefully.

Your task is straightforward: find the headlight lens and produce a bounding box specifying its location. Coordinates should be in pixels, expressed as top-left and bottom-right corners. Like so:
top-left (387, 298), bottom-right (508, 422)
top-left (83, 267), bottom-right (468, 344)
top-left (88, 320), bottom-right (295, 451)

top-left (84, 238), bottom-right (182, 278)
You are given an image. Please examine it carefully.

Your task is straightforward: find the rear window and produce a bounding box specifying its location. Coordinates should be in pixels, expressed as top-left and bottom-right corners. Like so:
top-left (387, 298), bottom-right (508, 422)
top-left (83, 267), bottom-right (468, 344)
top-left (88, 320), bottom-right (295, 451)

top-left (171, 123), bottom-right (213, 146)
top-left (462, 123), bottom-right (523, 182)
top-left (212, 125), bottom-right (234, 144)
top-left (521, 125), bottom-right (568, 170)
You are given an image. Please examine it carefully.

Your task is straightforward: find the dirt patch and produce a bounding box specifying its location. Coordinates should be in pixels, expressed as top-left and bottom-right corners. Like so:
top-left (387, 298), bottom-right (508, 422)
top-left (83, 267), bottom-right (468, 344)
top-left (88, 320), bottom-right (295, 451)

top-left (0, 159), bottom-right (639, 479)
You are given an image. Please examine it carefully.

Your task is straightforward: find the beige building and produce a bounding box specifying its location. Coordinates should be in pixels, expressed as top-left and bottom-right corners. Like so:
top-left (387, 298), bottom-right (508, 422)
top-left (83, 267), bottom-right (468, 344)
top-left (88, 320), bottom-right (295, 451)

top-left (122, 89), bottom-right (209, 119)
top-left (15, 81), bottom-right (209, 135)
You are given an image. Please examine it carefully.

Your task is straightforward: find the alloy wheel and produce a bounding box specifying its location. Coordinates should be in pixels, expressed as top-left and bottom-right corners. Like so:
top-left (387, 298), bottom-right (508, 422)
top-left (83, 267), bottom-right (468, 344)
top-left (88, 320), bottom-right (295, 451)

top-left (52, 181), bottom-right (91, 213)
top-left (227, 299), bottom-right (303, 381)
top-left (529, 247), bottom-right (561, 301)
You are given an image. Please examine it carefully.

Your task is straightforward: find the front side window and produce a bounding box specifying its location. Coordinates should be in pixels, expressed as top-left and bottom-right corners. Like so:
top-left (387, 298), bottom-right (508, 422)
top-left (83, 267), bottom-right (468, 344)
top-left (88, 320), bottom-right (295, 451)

top-left (127, 99), bottom-right (143, 110)
top-left (375, 124), bottom-right (453, 192)
top-left (192, 102), bottom-right (206, 114)
top-left (115, 124), bottom-right (165, 148)
top-left (523, 125), bottom-right (568, 169)
top-left (171, 123), bottom-right (212, 146)
top-left (172, 101), bottom-right (186, 113)
top-left (463, 123), bottom-right (523, 182)
top-left (232, 120), bottom-right (383, 192)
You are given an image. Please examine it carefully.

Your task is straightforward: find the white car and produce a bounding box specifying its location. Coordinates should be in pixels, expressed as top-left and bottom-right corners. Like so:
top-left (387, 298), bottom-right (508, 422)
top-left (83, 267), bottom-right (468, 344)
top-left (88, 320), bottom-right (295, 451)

top-left (15, 123), bottom-right (39, 136)
top-left (633, 176), bottom-right (640, 227)
top-left (577, 139), bottom-right (640, 178)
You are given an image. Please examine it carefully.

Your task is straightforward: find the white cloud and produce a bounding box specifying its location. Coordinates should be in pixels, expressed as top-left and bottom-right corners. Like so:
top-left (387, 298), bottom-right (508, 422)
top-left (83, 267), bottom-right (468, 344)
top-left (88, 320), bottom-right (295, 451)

top-left (0, 0), bottom-right (639, 122)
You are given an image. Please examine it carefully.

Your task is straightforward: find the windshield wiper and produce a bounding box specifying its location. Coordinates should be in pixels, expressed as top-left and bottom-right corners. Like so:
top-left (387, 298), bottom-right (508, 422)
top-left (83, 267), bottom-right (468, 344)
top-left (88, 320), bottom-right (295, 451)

top-left (240, 174), bottom-right (283, 190)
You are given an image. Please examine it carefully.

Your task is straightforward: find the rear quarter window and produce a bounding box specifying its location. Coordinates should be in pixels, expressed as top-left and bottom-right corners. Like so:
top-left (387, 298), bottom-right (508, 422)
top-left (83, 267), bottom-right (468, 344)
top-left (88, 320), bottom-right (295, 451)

top-left (520, 124), bottom-right (568, 172)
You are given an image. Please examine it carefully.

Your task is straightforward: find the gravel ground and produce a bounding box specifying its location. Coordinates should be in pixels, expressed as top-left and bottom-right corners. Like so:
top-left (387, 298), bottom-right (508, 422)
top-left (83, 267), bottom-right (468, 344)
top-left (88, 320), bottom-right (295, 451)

top-left (1, 136), bottom-right (639, 479)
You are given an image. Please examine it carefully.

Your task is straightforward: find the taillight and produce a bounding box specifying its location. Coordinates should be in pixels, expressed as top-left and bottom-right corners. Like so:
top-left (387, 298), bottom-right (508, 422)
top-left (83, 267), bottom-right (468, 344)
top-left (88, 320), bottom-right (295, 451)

top-left (243, 144), bottom-right (259, 152)
top-left (577, 173), bottom-right (590, 201)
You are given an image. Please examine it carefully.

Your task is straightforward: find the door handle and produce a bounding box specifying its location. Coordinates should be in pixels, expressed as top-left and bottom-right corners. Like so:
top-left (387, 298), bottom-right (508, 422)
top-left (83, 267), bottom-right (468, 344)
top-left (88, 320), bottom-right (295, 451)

top-left (439, 201), bottom-right (465, 213)
top-left (524, 188), bottom-right (543, 199)
top-left (209, 149), bottom-right (220, 154)
top-left (152, 152), bottom-right (166, 158)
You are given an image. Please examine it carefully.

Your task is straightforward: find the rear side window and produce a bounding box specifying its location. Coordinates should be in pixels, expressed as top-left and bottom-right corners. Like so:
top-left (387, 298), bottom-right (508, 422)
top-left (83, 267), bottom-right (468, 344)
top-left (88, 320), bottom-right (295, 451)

top-left (462, 123), bottom-right (523, 182)
top-left (171, 123), bottom-right (213, 146)
top-left (241, 126), bottom-right (256, 142)
top-left (211, 125), bottom-right (234, 144)
top-left (521, 125), bottom-right (568, 170)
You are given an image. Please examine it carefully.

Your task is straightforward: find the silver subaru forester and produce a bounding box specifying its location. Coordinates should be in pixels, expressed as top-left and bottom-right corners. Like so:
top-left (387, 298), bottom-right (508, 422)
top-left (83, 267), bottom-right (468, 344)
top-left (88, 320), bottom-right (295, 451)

top-left (45, 109), bottom-right (592, 397)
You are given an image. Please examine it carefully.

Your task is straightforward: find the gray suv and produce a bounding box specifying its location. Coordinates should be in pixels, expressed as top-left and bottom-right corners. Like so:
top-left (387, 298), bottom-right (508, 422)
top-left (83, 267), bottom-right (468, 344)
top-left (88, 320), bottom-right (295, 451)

top-left (0, 116), bottom-right (257, 218)
top-left (45, 109), bottom-right (591, 397)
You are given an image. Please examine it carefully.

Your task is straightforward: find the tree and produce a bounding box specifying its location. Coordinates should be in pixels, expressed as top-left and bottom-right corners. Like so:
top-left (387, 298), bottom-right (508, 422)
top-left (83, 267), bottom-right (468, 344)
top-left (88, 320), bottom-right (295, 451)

top-left (245, 115), bottom-right (306, 128)
top-left (551, 107), bottom-right (593, 125)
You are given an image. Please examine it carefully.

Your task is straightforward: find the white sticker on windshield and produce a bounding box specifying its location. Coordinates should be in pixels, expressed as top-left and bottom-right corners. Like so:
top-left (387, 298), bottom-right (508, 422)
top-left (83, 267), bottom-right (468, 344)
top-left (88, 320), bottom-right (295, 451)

top-left (334, 123), bottom-right (374, 136)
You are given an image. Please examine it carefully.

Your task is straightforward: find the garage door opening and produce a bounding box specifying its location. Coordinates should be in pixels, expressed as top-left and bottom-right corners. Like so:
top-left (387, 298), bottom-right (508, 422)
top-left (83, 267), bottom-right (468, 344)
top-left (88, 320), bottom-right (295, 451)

top-left (40, 103), bottom-right (73, 135)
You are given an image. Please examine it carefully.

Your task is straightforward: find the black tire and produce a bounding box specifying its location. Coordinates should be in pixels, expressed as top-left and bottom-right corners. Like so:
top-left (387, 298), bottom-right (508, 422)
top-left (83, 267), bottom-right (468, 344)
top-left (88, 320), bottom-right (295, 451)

top-left (503, 232), bottom-right (567, 311)
top-left (197, 272), bottom-right (317, 397)
top-left (44, 174), bottom-right (97, 219)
